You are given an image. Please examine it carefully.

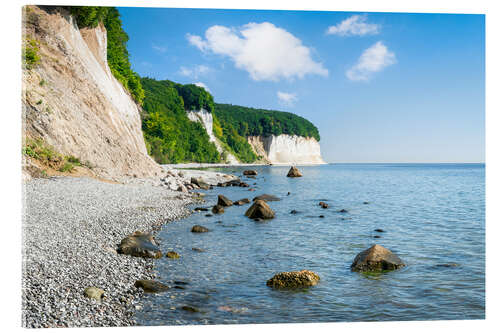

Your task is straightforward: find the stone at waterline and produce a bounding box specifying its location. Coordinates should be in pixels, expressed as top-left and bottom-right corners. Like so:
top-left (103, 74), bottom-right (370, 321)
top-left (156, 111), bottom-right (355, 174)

top-left (194, 207), bottom-right (209, 212)
top-left (245, 199), bottom-right (275, 220)
top-left (205, 214), bottom-right (213, 217)
top-left (243, 170), bottom-right (258, 176)
top-left (319, 201), bottom-right (329, 209)
top-left (319, 215), bottom-right (325, 218)
top-left (350, 244), bottom-right (405, 272)
top-left (212, 205), bottom-right (225, 214)
top-left (177, 184), bottom-right (188, 193)
top-left (253, 194), bottom-right (281, 202)
top-left (191, 177), bottom-right (210, 190)
top-left (374, 229), bottom-right (384, 233)
top-left (239, 182), bottom-right (250, 187)
top-left (118, 231), bottom-right (162, 259)
top-left (217, 195), bottom-right (233, 207)
top-left (337, 209), bottom-right (349, 213)
top-left (234, 198), bottom-right (251, 206)
top-left (166, 251), bottom-right (180, 259)
top-left (266, 270), bottom-right (320, 288)
top-left (84, 287), bottom-right (105, 301)
top-left (287, 166), bottom-right (303, 177)
top-left (290, 210), bottom-right (299, 214)
top-left (191, 225), bottom-right (210, 233)
top-left (134, 280), bottom-right (170, 293)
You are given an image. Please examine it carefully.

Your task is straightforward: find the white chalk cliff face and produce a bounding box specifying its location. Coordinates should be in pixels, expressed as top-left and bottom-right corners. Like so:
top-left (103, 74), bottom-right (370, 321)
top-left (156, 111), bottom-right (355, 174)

top-left (248, 135), bottom-right (326, 165)
top-left (186, 109), bottom-right (239, 164)
top-left (22, 7), bottom-right (161, 178)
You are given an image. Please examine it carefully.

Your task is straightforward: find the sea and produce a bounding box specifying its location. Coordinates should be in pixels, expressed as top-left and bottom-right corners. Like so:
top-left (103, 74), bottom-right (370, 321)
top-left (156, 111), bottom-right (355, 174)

top-left (135, 163), bottom-right (485, 325)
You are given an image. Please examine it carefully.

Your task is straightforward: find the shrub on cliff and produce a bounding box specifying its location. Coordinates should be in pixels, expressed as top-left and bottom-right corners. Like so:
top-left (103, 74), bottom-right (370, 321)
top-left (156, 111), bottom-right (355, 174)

top-left (140, 78), bottom-right (221, 164)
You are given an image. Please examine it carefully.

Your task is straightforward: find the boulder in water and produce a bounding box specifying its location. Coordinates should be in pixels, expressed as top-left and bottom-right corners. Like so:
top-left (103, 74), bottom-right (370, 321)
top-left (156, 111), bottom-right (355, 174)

top-left (319, 201), bottom-right (329, 209)
top-left (217, 195), bottom-right (233, 207)
top-left (287, 166), bottom-right (302, 177)
top-left (118, 232), bottom-right (162, 259)
top-left (191, 177), bottom-right (210, 190)
top-left (191, 225), bottom-right (210, 233)
top-left (350, 244), bottom-right (405, 272)
top-left (245, 200), bottom-right (275, 219)
top-left (266, 270), bottom-right (320, 288)
top-left (243, 170), bottom-right (258, 176)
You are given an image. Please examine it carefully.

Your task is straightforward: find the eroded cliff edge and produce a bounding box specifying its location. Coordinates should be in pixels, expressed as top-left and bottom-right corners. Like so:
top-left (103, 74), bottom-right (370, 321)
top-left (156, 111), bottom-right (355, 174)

top-left (248, 134), bottom-right (326, 165)
top-left (22, 6), bottom-right (161, 179)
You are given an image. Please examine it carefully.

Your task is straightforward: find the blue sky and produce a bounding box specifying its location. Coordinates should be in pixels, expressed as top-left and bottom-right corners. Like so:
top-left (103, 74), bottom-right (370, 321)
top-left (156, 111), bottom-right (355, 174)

top-left (118, 7), bottom-right (484, 163)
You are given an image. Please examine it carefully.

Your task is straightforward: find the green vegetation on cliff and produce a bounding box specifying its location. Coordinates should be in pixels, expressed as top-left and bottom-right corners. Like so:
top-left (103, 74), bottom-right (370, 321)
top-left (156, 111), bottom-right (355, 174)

top-left (68, 6), bottom-right (144, 104)
top-left (214, 104), bottom-right (321, 141)
top-left (140, 78), bottom-right (221, 164)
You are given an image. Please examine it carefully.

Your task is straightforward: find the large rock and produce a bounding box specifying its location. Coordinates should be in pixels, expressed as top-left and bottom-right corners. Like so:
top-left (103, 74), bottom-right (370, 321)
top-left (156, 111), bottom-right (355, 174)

top-left (243, 170), bottom-right (258, 176)
top-left (266, 270), bottom-right (320, 289)
top-left (287, 166), bottom-right (303, 177)
top-left (117, 232), bottom-right (162, 259)
top-left (350, 244), bottom-right (405, 272)
top-left (134, 280), bottom-right (170, 293)
top-left (217, 195), bottom-right (233, 207)
top-left (252, 194), bottom-right (281, 202)
top-left (191, 177), bottom-right (210, 190)
top-left (245, 199), bottom-right (275, 220)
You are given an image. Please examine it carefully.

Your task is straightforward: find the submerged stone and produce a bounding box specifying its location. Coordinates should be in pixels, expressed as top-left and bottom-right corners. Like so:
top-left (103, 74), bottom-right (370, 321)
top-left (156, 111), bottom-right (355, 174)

top-left (191, 225), bottom-right (210, 233)
top-left (166, 251), bottom-right (180, 259)
top-left (253, 194), bottom-right (280, 202)
top-left (212, 204), bottom-right (225, 214)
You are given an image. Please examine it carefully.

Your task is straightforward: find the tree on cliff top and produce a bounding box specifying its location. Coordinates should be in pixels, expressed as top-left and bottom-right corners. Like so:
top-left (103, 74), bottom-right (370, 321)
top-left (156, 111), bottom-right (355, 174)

top-left (67, 6), bottom-right (145, 105)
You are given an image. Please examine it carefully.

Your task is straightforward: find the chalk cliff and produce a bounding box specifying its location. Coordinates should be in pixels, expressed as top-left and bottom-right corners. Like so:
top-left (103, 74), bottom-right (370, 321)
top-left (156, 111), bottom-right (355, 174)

top-left (22, 6), bottom-right (161, 179)
top-left (248, 135), bottom-right (326, 165)
top-left (186, 109), bottom-right (239, 164)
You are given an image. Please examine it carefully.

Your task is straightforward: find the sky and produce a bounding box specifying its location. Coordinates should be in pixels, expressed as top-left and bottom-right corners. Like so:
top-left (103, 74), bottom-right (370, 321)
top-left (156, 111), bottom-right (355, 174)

top-left (118, 7), bottom-right (484, 163)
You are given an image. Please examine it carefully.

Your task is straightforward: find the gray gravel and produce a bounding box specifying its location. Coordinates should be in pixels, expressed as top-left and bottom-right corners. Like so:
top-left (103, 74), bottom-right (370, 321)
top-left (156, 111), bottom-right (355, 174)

top-left (22, 176), bottom-right (196, 328)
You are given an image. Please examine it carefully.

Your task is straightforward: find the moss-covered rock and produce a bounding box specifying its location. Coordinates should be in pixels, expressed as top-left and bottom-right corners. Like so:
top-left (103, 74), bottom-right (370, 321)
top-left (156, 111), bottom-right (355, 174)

top-left (266, 270), bottom-right (320, 289)
top-left (166, 251), bottom-right (180, 259)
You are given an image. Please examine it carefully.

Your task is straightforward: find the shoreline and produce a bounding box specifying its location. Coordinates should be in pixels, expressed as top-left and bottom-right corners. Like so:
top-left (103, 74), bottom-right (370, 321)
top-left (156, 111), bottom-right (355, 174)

top-left (164, 162), bottom-right (328, 169)
top-left (21, 168), bottom-right (236, 328)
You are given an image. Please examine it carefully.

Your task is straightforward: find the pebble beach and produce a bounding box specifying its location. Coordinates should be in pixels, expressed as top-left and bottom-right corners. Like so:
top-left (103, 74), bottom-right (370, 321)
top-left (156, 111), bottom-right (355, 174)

top-left (22, 176), bottom-right (195, 327)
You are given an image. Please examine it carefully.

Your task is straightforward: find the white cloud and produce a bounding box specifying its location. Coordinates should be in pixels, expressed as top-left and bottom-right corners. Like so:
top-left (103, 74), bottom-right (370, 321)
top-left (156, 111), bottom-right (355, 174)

top-left (346, 41), bottom-right (396, 81)
top-left (326, 15), bottom-right (380, 36)
top-left (179, 65), bottom-right (212, 79)
top-left (277, 91), bottom-right (298, 106)
top-left (187, 22), bottom-right (328, 81)
top-left (152, 44), bottom-right (167, 53)
top-left (194, 82), bottom-right (210, 93)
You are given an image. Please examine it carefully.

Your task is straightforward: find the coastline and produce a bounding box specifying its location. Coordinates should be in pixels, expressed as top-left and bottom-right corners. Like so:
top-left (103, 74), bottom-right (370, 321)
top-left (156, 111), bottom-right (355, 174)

top-left (21, 168), bottom-right (237, 328)
top-left (164, 162), bottom-right (327, 169)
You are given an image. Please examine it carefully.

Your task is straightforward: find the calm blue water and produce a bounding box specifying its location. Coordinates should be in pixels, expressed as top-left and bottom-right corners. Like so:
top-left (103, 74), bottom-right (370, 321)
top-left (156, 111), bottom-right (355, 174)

top-left (136, 164), bottom-right (485, 325)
